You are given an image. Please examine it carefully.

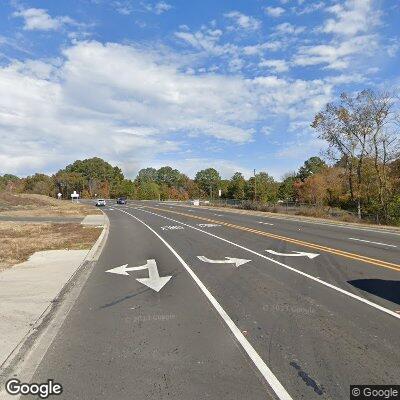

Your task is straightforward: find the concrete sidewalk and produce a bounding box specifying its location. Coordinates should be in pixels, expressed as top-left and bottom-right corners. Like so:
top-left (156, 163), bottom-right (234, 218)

top-left (0, 213), bottom-right (109, 375)
top-left (81, 214), bottom-right (106, 226)
top-left (0, 250), bottom-right (90, 368)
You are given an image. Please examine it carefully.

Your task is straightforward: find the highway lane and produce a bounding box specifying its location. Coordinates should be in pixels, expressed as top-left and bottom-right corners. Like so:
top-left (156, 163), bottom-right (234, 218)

top-left (25, 201), bottom-right (400, 399)
top-left (137, 201), bottom-right (400, 267)
top-left (122, 203), bottom-right (400, 311)
top-left (26, 206), bottom-right (272, 400)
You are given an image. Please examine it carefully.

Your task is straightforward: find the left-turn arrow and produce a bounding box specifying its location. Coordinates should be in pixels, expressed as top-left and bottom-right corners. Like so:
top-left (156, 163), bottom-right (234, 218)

top-left (106, 259), bottom-right (172, 292)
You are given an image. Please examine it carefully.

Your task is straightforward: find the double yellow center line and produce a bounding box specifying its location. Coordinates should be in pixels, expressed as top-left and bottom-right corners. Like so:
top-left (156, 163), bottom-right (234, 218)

top-left (144, 205), bottom-right (400, 273)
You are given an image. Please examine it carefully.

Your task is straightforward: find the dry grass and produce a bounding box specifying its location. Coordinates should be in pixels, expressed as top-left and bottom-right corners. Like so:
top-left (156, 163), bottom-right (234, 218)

top-left (0, 192), bottom-right (101, 217)
top-left (0, 221), bottom-right (102, 271)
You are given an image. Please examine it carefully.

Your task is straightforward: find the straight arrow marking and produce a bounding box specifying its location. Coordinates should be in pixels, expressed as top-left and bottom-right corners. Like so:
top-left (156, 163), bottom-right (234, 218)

top-left (265, 250), bottom-right (319, 259)
top-left (136, 259), bottom-right (172, 292)
top-left (106, 260), bottom-right (172, 292)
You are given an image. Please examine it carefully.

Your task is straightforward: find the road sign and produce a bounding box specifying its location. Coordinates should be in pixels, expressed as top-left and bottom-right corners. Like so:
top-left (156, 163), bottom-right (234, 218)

top-left (70, 190), bottom-right (79, 199)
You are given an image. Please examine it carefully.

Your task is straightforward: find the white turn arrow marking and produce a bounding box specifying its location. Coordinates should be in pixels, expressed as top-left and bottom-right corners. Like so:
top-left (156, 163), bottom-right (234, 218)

top-left (136, 259), bottom-right (172, 292)
top-left (197, 256), bottom-right (251, 267)
top-left (105, 263), bottom-right (148, 276)
top-left (265, 250), bottom-right (319, 259)
top-left (106, 259), bottom-right (172, 292)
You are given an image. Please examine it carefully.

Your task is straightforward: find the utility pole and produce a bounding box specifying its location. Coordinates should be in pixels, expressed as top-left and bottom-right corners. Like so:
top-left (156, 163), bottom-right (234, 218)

top-left (254, 169), bottom-right (257, 202)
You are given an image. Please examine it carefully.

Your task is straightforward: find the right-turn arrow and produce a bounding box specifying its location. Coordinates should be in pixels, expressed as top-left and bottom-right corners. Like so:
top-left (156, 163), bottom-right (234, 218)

top-left (265, 250), bottom-right (319, 259)
top-left (197, 256), bottom-right (251, 267)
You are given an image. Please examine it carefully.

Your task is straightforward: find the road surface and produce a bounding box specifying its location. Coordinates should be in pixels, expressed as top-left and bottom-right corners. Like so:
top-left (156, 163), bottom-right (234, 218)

top-left (24, 201), bottom-right (400, 399)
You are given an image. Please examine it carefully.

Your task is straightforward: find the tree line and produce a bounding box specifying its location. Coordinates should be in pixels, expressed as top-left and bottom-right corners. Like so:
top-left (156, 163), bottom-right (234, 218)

top-left (0, 89), bottom-right (399, 224)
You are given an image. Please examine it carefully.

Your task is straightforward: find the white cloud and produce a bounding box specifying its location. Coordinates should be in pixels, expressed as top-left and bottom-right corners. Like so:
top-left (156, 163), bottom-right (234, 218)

top-left (295, 2), bottom-right (324, 15)
top-left (174, 29), bottom-right (227, 55)
top-left (13, 8), bottom-right (76, 31)
top-left (112, 1), bottom-right (134, 15)
top-left (274, 22), bottom-right (305, 35)
top-left (265, 6), bottom-right (285, 17)
top-left (321, 0), bottom-right (381, 37)
top-left (259, 59), bottom-right (289, 73)
top-left (293, 35), bottom-right (378, 70)
top-left (224, 11), bottom-right (261, 31)
top-left (154, 1), bottom-right (172, 14)
top-left (139, 1), bottom-right (172, 15)
top-left (0, 41), bottom-right (336, 176)
top-left (242, 41), bottom-right (282, 55)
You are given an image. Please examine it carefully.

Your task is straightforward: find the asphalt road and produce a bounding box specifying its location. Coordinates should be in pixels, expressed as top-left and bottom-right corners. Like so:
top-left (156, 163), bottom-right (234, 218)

top-left (26, 201), bottom-right (400, 399)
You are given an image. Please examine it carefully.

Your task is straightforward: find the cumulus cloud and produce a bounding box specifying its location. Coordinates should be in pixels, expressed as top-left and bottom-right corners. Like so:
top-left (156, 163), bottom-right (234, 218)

top-left (13, 8), bottom-right (76, 31)
top-left (259, 59), bottom-right (289, 73)
top-left (0, 41), bottom-right (334, 176)
top-left (273, 22), bottom-right (305, 35)
top-left (293, 34), bottom-right (378, 70)
top-left (154, 1), bottom-right (172, 14)
top-left (321, 0), bottom-right (380, 37)
top-left (224, 11), bottom-right (261, 31)
top-left (265, 7), bottom-right (285, 17)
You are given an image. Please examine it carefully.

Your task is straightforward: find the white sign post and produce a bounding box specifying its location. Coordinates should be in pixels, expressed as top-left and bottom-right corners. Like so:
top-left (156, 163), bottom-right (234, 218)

top-left (70, 190), bottom-right (80, 202)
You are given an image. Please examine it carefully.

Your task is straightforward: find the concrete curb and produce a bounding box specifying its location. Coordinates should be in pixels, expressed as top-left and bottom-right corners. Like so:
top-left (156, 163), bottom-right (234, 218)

top-left (83, 212), bottom-right (110, 262)
top-left (0, 213), bottom-right (110, 384)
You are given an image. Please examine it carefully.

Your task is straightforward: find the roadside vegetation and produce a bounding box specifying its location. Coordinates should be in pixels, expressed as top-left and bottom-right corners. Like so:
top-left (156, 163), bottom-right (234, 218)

top-left (0, 192), bottom-right (101, 217)
top-left (0, 222), bottom-right (101, 271)
top-left (0, 192), bottom-right (102, 270)
top-left (0, 89), bottom-right (399, 225)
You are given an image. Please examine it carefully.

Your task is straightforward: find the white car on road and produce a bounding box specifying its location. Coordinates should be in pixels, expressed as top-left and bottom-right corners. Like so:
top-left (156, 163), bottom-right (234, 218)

top-left (95, 199), bottom-right (106, 207)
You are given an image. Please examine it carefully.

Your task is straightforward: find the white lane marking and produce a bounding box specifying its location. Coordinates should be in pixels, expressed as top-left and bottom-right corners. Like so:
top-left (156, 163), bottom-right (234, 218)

top-left (126, 206), bottom-right (400, 321)
top-left (266, 250), bottom-right (319, 259)
top-left (161, 225), bottom-right (185, 231)
top-left (197, 256), bottom-right (252, 267)
top-left (348, 237), bottom-right (397, 248)
top-left (197, 223), bottom-right (221, 228)
top-left (117, 208), bottom-right (293, 400)
top-left (258, 221), bottom-right (274, 226)
top-left (214, 214), bottom-right (223, 217)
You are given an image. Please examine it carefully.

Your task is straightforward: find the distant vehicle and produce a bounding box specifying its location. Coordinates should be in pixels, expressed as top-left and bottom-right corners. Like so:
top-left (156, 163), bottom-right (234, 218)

top-left (95, 199), bottom-right (106, 207)
top-left (116, 197), bottom-right (127, 204)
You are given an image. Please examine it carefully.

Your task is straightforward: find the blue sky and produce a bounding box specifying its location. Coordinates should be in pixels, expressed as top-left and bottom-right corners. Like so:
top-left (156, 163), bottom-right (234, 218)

top-left (0, 0), bottom-right (399, 179)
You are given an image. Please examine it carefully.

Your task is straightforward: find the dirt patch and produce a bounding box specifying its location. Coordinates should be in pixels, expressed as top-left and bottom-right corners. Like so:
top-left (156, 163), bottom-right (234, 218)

top-left (0, 222), bottom-right (102, 271)
top-left (0, 193), bottom-right (101, 217)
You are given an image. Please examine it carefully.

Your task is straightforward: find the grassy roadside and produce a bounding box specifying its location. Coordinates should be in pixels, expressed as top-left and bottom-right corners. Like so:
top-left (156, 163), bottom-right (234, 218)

top-left (0, 193), bottom-right (103, 271)
top-left (0, 192), bottom-right (101, 217)
top-left (0, 222), bottom-right (102, 271)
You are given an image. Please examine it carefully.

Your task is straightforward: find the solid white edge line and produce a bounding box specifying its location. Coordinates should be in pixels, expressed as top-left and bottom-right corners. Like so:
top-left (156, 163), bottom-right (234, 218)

top-left (123, 205), bottom-right (400, 321)
top-left (117, 208), bottom-right (293, 400)
top-left (348, 237), bottom-right (397, 248)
